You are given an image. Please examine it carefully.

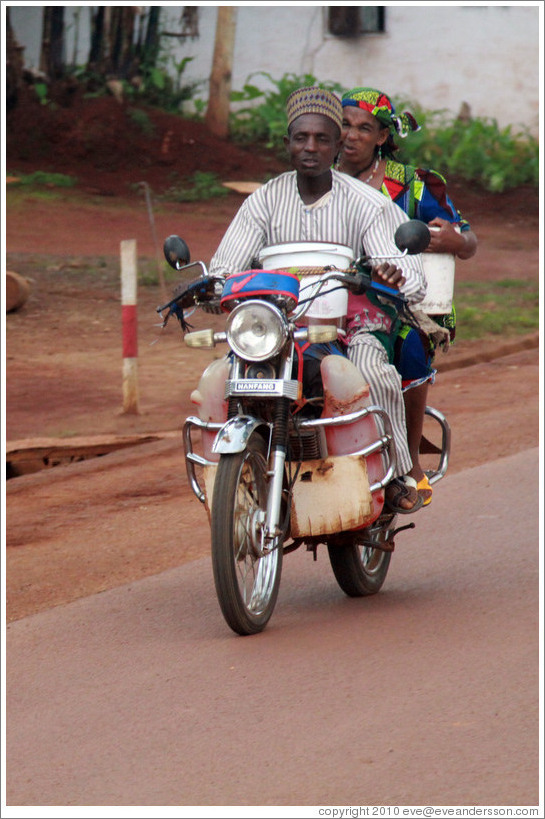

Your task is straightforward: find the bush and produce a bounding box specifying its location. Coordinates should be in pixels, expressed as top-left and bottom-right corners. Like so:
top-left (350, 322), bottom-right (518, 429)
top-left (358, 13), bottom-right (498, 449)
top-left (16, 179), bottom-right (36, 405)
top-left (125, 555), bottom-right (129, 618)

top-left (392, 101), bottom-right (538, 192)
top-left (221, 73), bottom-right (538, 191)
top-left (161, 171), bottom-right (228, 202)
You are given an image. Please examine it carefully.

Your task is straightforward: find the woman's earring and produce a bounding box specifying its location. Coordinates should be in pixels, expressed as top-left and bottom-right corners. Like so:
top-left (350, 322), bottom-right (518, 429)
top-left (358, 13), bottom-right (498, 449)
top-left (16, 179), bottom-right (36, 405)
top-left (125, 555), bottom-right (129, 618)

top-left (377, 145), bottom-right (382, 160)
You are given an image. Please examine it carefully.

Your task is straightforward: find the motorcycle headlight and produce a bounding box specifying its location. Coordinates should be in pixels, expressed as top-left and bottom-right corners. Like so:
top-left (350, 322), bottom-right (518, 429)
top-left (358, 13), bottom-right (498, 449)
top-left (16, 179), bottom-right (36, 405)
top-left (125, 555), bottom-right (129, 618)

top-left (226, 300), bottom-right (289, 362)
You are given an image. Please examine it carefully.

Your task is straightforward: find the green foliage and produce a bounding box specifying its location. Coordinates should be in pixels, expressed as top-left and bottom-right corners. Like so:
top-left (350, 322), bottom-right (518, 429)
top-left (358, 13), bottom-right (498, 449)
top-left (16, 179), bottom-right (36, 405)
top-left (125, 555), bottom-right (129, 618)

top-left (134, 53), bottom-right (201, 112)
top-left (9, 171), bottom-right (77, 188)
top-left (393, 101), bottom-right (538, 192)
top-left (74, 50), bottom-right (201, 111)
top-left (161, 171), bottom-right (228, 202)
top-left (227, 72), bottom-right (344, 153)
top-left (454, 279), bottom-right (539, 339)
top-left (33, 83), bottom-right (50, 105)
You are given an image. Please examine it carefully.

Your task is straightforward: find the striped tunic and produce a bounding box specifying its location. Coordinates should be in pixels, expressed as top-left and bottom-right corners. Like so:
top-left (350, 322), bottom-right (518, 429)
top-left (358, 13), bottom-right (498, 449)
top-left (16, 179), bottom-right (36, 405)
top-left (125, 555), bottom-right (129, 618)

top-left (209, 169), bottom-right (427, 323)
top-left (210, 169), bottom-right (425, 477)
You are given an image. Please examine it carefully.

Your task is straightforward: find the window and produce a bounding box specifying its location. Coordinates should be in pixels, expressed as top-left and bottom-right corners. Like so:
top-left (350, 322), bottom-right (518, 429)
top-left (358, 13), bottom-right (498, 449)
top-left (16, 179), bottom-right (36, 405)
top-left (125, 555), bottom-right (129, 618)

top-left (162, 7), bottom-right (199, 40)
top-left (327, 6), bottom-right (385, 37)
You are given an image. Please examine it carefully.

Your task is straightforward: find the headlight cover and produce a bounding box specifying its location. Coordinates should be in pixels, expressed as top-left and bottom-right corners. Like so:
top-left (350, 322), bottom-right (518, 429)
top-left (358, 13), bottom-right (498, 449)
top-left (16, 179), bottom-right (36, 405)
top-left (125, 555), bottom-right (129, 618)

top-left (226, 300), bottom-right (289, 362)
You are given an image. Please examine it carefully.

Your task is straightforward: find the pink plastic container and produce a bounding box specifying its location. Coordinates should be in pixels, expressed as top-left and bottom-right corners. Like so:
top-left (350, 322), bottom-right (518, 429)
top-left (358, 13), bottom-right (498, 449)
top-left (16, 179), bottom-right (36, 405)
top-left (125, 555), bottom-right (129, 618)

top-left (190, 357), bottom-right (230, 462)
top-left (320, 355), bottom-right (384, 522)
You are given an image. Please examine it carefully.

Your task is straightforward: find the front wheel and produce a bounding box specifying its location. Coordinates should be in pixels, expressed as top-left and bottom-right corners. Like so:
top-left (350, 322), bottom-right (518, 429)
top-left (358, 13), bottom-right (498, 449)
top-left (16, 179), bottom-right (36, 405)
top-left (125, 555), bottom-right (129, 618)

top-left (211, 435), bottom-right (283, 635)
top-left (327, 520), bottom-right (393, 597)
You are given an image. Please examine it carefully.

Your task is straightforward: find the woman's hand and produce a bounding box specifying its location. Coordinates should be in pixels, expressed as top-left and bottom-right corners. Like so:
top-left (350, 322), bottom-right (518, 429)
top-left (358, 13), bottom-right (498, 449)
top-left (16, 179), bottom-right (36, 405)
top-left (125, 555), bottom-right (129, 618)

top-left (427, 217), bottom-right (477, 259)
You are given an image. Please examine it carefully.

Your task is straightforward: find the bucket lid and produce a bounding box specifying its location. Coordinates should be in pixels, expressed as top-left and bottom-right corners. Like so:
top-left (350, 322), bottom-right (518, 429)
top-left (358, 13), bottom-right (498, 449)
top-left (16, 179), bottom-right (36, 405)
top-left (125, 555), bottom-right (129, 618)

top-left (259, 241), bottom-right (353, 259)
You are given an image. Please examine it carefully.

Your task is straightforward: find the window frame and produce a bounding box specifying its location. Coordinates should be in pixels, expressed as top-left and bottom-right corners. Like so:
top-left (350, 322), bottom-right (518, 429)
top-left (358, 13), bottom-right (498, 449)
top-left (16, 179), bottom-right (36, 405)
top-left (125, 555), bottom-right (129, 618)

top-left (326, 6), bottom-right (386, 38)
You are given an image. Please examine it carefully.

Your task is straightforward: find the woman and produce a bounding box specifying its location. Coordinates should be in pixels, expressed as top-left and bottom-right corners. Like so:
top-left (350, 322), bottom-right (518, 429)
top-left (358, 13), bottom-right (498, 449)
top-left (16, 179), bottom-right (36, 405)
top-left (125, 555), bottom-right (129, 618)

top-left (336, 87), bottom-right (477, 505)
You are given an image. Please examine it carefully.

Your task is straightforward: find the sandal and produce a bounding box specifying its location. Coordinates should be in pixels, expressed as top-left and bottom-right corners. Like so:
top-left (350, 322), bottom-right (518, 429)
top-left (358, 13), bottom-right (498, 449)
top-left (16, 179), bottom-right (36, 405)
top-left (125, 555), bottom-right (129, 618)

top-left (417, 475), bottom-right (433, 507)
top-left (385, 476), bottom-right (424, 515)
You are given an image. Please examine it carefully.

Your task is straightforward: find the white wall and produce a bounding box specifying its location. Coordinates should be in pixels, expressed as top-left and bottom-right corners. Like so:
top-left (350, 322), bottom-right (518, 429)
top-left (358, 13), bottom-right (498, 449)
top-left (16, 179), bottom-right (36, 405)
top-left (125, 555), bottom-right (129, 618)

top-left (8, 4), bottom-right (541, 134)
top-left (331, 4), bottom-right (541, 132)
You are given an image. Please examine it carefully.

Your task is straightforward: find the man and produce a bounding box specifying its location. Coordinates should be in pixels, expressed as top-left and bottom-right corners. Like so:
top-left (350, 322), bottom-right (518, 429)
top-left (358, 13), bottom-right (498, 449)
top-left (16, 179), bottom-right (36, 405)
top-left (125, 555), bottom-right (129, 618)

top-left (209, 86), bottom-right (427, 512)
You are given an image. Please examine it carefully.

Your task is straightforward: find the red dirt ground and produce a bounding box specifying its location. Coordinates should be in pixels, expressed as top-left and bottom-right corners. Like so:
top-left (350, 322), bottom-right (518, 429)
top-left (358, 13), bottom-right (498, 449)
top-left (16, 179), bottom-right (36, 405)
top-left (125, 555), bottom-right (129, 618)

top-left (4, 94), bottom-right (540, 621)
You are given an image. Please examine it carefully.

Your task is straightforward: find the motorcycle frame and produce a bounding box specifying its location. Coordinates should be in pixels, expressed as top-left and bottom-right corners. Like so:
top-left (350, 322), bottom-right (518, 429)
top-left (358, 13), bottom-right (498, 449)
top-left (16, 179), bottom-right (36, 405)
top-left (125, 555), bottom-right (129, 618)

top-left (174, 253), bottom-right (450, 540)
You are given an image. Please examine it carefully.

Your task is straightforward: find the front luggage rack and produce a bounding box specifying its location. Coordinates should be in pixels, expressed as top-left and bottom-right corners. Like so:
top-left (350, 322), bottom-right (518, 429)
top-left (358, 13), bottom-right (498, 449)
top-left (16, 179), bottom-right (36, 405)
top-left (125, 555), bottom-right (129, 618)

top-left (182, 404), bottom-right (450, 505)
top-left (295, 404), bottom-right (397, 493)
top-left (183, 417), bottom-right (223, 503)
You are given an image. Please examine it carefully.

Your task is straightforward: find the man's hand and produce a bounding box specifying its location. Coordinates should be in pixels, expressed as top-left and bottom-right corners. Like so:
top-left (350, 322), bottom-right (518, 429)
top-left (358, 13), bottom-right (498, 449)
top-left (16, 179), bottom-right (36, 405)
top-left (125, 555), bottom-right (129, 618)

top-left (371, 262), bottom-right (406, 292)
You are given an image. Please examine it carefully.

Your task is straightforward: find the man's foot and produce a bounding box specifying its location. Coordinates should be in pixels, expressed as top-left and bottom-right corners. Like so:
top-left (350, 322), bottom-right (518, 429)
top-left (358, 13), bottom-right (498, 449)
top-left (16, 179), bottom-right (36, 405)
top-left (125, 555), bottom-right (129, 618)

top-left (385, 476), bottom-right (424, 514)
top-left (417, 474), bottom-right (433, 506)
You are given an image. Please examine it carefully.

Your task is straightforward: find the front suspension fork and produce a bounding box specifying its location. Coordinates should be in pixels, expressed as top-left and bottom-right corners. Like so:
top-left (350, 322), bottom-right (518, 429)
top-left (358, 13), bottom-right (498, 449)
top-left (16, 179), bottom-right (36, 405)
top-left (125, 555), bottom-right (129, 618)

top-left (263, 396), bottom-right (290, 549)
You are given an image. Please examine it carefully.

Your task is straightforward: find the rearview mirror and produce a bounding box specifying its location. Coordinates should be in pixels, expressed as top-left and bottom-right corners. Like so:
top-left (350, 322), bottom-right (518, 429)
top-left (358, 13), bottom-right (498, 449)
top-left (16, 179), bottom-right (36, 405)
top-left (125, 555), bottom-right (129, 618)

top-left (163, 235), bottom-right (191, 269)
top-left (394, 220), bottom-right (431, 255)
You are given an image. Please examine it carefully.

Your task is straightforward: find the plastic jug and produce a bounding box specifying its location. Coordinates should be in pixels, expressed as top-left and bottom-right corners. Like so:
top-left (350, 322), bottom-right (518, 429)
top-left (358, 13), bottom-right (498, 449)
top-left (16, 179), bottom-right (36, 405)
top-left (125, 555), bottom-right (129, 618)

top-left (320, 355), bottom-right (384, 519)
top-left (190, 357), bottom-right (230, 462)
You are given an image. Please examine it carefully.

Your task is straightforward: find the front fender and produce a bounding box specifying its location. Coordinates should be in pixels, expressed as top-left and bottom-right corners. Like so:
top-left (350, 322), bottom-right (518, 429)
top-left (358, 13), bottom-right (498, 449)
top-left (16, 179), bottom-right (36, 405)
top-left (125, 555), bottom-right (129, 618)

top-left (212, 415), bottom-right (271, 455)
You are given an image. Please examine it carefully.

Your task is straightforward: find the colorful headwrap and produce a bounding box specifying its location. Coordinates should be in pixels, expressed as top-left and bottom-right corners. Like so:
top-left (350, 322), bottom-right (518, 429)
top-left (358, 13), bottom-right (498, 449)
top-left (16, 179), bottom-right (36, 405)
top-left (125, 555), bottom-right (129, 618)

top-left (286, 86), bottom-right (343, 132)
top-left (341, 87), bottom-right (420, 138)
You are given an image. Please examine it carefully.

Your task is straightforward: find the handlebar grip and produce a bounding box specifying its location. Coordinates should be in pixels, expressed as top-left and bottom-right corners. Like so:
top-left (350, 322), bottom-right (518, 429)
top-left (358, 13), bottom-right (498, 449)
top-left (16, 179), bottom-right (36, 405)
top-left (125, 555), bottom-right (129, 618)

top-left (346, 272), bottom-right (407, 305)
top-left (369, 280), bottom-right (408, 304)
top-left (157, 276), bottom-right (223, 314)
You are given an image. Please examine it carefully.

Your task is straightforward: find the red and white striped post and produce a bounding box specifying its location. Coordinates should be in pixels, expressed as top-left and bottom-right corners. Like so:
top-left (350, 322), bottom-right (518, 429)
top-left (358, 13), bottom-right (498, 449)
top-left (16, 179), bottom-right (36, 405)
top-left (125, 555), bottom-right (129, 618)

top-left (121, 239), bottom-right (139, 414)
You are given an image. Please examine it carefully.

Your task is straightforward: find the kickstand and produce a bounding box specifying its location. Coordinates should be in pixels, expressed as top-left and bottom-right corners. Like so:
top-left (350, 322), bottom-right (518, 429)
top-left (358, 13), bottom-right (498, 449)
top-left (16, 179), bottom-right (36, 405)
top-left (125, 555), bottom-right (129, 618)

top-left (392, 522), bottom-right (416, 537)
top-left (306, 543), bottom-right (319, 561)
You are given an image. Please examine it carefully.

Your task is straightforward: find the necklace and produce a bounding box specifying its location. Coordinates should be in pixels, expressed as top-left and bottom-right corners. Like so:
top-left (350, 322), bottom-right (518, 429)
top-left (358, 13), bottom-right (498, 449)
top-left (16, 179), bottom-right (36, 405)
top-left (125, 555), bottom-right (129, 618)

top-left (358, 156), bottom-right (379, 184)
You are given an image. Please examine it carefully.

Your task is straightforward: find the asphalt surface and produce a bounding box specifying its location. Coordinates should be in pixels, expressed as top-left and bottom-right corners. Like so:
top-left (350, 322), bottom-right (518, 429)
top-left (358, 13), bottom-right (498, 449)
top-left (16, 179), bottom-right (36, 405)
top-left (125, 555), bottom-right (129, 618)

top-left (5, 448), bottom-right (541, 811)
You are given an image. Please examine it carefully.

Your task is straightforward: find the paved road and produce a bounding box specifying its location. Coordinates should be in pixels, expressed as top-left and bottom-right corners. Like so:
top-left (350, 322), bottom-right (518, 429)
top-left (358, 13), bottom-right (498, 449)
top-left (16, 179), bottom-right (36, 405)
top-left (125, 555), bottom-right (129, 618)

top-left (5, 449), bottom-right (540, 810)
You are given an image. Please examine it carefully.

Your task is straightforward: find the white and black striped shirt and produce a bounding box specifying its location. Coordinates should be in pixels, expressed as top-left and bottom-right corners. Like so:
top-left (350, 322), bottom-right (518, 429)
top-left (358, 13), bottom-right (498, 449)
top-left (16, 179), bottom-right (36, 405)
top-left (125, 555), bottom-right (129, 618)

top-left (209, 169), bottom-right (426, 308)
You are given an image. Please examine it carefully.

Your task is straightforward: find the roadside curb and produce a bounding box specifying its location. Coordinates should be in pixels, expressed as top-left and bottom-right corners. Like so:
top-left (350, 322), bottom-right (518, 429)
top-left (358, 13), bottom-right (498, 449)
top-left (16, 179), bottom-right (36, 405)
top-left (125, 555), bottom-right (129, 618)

top-left (435, 332), bottom-right (539, 373)
top-left (6, 437), bottom-right (181, 491)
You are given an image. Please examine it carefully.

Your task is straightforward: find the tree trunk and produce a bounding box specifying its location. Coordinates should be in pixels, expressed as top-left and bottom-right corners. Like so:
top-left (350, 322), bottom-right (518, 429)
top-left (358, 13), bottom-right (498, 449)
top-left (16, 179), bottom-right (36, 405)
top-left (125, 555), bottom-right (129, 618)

top-left (142, 7), bottom-right (161, 68)
top-left (88, 6), bottom-right (148, 80)
top-left (5, 8), bottom-right (25, 111)
top-left (40, 6), bottom-right (65, 79)
top-left (88, 6), bottom-right (105, 71)
top-left (205, 7), bottom-right (237, 140)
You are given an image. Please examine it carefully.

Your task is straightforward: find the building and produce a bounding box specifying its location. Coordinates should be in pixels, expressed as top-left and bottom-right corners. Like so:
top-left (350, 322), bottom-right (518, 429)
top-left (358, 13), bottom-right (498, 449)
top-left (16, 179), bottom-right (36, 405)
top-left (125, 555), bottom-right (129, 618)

top-left (7, 3), bottom-right (541, 135)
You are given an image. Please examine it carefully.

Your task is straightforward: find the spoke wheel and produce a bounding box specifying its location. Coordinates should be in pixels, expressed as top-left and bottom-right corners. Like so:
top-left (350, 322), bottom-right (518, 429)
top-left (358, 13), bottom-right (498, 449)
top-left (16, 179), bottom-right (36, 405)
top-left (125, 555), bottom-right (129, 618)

top-left (211, 435), bottom-right (283, 635)
top-left (327, 521), bottom-right (393, 597)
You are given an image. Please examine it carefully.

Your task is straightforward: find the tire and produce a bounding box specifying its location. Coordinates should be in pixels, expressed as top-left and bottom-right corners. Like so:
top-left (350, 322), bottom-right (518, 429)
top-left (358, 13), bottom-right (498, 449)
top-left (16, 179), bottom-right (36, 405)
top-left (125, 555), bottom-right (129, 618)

top-left (327, 523), bottom-right (393, 597)
top-left (6, 270), bottom-right (31, 312)
top-left (211, 435), bottom-right (283, 635)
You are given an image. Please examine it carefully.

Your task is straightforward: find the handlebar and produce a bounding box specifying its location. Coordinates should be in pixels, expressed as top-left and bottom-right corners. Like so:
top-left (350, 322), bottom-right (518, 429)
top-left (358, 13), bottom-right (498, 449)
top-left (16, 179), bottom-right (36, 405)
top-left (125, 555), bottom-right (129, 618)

top-left (290, 265), bottom-right (407, 325)
top-left (156, 253), bottom-right (409, 330)
top-left (156, 270), bottom-right (224, 326)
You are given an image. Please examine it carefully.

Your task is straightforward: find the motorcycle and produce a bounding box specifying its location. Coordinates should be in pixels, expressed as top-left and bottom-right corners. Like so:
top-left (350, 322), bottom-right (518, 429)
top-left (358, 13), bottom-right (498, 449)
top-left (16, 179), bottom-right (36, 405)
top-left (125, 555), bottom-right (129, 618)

top-left (157, 220), bottom-right (451, 635)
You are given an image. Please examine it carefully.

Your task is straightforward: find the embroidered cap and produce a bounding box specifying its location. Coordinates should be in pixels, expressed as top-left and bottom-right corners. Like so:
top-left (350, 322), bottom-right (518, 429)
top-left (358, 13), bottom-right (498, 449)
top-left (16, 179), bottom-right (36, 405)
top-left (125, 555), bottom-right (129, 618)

top-left (286, 86), bottom-right (343, 132)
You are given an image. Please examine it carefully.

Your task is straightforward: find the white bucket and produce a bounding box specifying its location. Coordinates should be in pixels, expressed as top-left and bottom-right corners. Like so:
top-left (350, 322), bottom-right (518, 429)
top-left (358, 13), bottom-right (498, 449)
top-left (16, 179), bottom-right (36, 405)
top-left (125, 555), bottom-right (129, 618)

top-left (258, 242), bottom-right (354, 271)
top-left (420, 254), bottom-right (456, 314)
top-left (258, 242), bottom-right (353, 319)
top-left (419, 227), bottom-right (458, 314)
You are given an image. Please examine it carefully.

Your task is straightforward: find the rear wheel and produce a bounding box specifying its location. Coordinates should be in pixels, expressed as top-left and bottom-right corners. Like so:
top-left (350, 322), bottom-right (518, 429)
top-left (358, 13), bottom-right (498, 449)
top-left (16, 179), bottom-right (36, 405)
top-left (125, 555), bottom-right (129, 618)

top-left (327, 520), bottom-right (393, 597)
top-left (211, 435), bottom-right (283, 635)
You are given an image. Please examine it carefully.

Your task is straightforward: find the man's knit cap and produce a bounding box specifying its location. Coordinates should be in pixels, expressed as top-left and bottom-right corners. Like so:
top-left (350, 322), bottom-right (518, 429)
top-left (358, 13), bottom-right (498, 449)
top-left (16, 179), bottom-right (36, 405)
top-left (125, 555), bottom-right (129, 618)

top-left (286, 86), bottom-right (343, 132)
